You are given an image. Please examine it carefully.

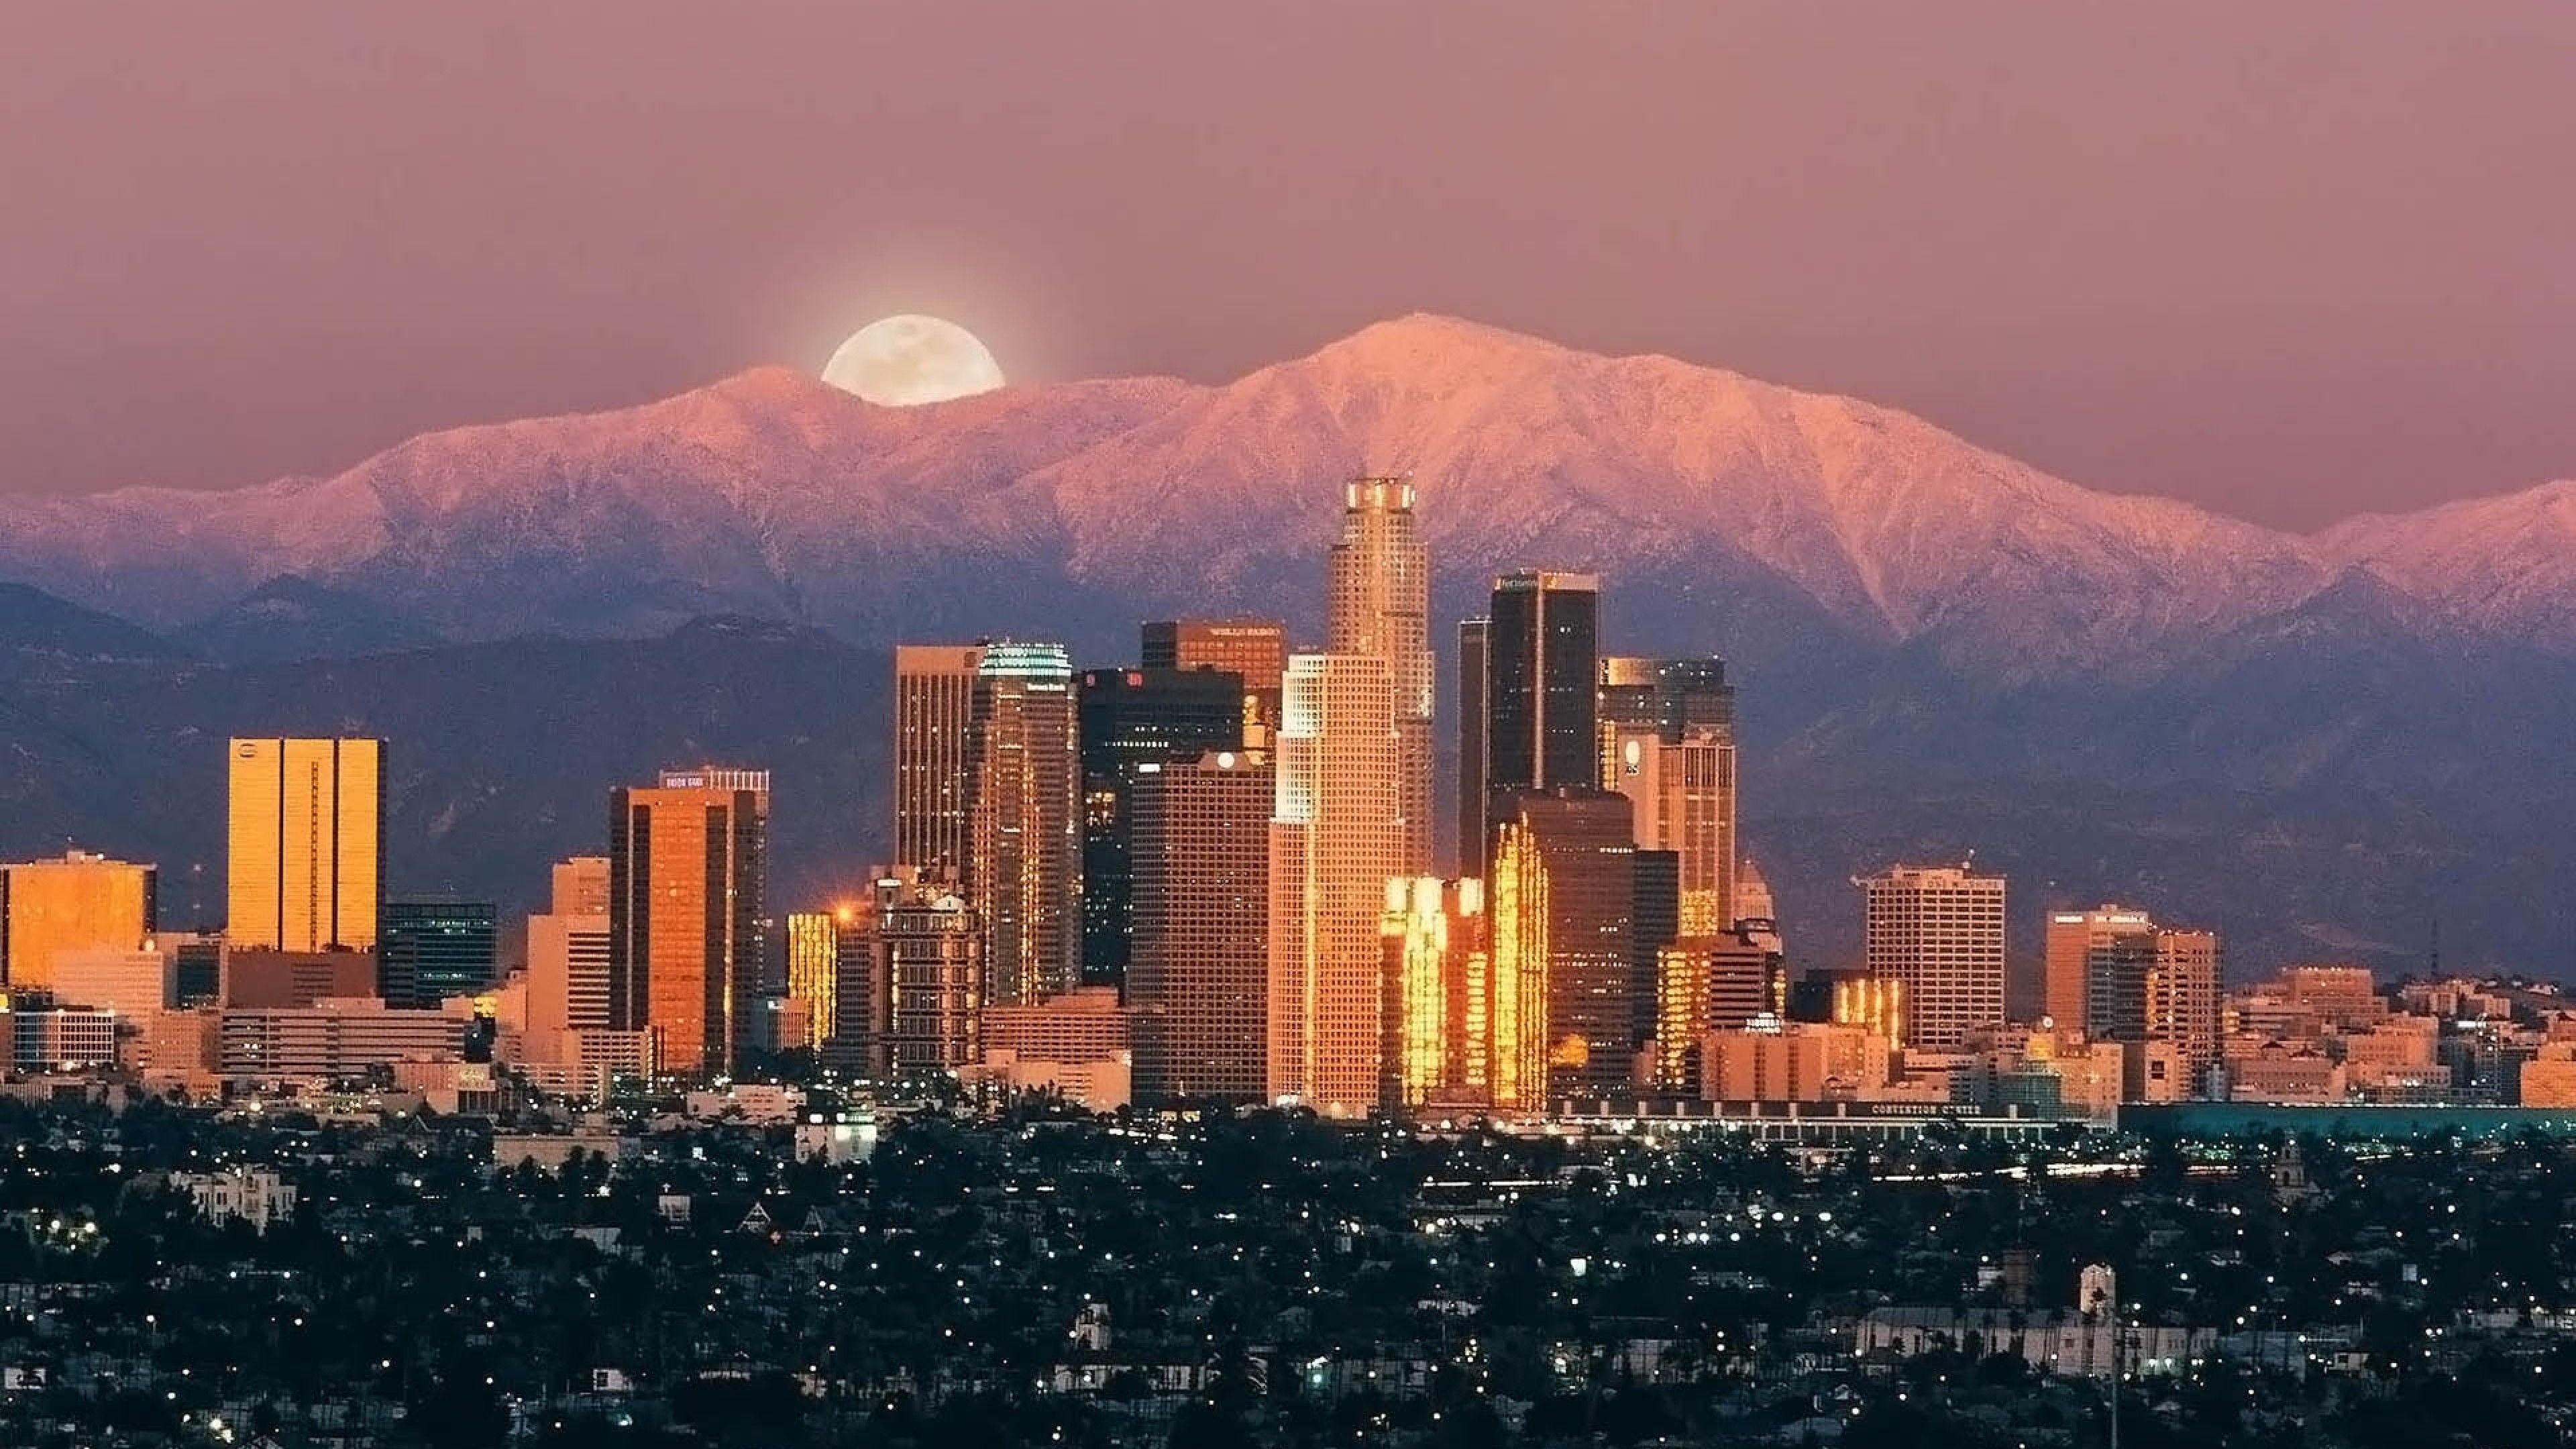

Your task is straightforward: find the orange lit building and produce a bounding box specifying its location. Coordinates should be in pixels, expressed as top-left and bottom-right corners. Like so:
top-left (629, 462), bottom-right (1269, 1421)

top-left (226, 737), bottom-right (382, 952)
top-left (1, 849), bottom-right (156, 991)
top-left (606, 773), bottom-right (768, 1077)
top-left (1267, 652), bottom-right (1404, 1116)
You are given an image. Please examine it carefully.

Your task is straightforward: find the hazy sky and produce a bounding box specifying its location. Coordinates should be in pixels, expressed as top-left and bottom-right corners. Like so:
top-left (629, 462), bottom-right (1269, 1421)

top-left (3, 2), bottom-right (2570, 527)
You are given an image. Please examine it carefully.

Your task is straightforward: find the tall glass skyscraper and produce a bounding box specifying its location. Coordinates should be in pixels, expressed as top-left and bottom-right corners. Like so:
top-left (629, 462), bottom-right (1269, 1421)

top-left (969, 641), bottom-right (1079, 1006)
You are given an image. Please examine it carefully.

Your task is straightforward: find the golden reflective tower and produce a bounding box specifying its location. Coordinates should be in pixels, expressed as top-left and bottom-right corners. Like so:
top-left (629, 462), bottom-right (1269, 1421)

top-left (226, 737), bottom-right (383, 952)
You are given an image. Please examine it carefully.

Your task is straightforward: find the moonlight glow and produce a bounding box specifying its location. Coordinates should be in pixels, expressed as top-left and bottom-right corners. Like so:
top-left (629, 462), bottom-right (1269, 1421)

top-left (821, 315), bottom-right (1005, 405)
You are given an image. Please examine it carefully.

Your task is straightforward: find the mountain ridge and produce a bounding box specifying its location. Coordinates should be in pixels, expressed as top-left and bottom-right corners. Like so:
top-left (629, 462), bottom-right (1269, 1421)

top-left (1, 313), bottom-right (2566, 675)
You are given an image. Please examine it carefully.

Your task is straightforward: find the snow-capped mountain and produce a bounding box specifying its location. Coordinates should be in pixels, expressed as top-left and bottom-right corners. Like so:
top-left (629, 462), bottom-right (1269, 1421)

top-left (7, 313), bottom-right (2561, 680)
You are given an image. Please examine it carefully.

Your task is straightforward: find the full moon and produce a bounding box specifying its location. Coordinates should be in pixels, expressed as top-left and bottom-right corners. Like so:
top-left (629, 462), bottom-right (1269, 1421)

top-left (821, 314), bottom-right (1005, 405)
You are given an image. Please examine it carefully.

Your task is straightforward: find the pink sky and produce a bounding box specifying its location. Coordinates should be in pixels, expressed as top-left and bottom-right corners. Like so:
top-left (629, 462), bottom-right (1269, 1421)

top-left (2, 1), bottom-right (2570, 527)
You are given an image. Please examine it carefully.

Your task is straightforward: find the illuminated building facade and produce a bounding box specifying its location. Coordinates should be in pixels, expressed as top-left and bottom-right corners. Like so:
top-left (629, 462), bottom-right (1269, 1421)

top-left (968, 641), bottom-right (1079, 1006)
top-left (1, 849), bottom-right (156, 991)
top-left (1653, 927), bottom-right (1784, 1091)
top-left (1076, 665), bottom-right (1244, 983)
top-left (1326, 478), bottom-right (1433, 874)
top-left (606, 774), bottom-right (769, 1076)
top-left (1490, 787), bottom-right (1640, 1100)
top-left (1599, 657), bottom-right (1738, 934)
top-left (1378, 877), bottom-right (1496, 1110)
top-left (227, 737), bottom-right (382, 952)
top-left (1833, 974), bottom-right (1908, 1048)
top-left (1859, 863), bottom-right (2006, 1051)
top-left (784, 912), bottom-right (841, 1051)
top-left (893, 645), bottom-right (984, 876)
top-left (1267, 653), bottom-right (1403, 1116)
top-left (1129, 751), bottom-right (1272, 1105)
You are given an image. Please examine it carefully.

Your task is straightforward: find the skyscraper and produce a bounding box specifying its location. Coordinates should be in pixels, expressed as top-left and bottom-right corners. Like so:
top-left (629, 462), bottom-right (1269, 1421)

top-left (865, 868), bottom-right (981, 1081)
top-left (2145, 928), bottom-right (2221, 1081)
top-left (226, 737), bottom-right (382, 952)
top-left (1455, 618), bottom-right (1489, 872)
top-left (526, 857), bottom-right (610, 1064)
top-left (1599, 657), bottom-right (1739, 934)
top-left (2043, 904), bottom-right (2154, 1032)
top-left (1129, 750), bottom-right (1272, 1106)
top-left (1076, 665), bottom-right (1245, 983)
top-left (1, 850), bottom-right (156, 991)
top-left (1267, 653), bottom-right (1404, 1116)
top-left (969, 641), bottom-right (1080, 1006)
top-left (783, 912), bottom-right (841, 1052)
top-left (1326, 478), bottom-right (1433, 873)
top-left (1858, 863), bottom-right (2007, 1051)
top-left (894, 645), bottom-right (985, 877)
top-left (1481, 572), bottom-right (1599, 870)
top-left (1489, 787), bottom-right (1641, 1101)
top-left (1141, 619), bottom-right (1287, 747)
top-left (1380, 876), bottom-right (1490, 1112)
top-left (1653, 926), bottom-right (1784, 1093)
top-left (606, 773), bottom-right (769, 1077)
top-left (378, 900), bottom-right (498, 1008)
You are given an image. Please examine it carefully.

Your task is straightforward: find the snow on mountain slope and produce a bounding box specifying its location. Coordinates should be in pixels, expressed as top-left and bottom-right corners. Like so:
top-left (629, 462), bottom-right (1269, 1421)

top-left (0, 313), bottom-right (2567, 678)
top-left (2316, 479), bottom-right (2576, 652)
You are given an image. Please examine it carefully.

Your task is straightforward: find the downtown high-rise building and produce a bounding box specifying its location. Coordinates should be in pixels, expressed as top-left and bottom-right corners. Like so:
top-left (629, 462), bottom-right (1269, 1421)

top-left (1858, 863), bottom-right (2007, 1051)
top-left (378, 899), bottom-right (498, 1008)
top-left (226, 737), bottom-right (383, 953)
top-left (1599, 656), bottom-right (1739, 935)
top-left (1455, 618), bottom-right (1489, 874)
top-left (1129, 750), bottom-right (1273, 1106)
top-left (893, 645), bottom-right (985, 877)
top-left (1652, 926), bottom-right (1784, 1093)
top-left (525, 856), bottom-right (611, 1064)
top-left (1267, 653), bottom-right (1405, 1116)
top-left (1, 850), bottom-right (156, 991)
top-left (1076, 665), bottom-right (1245, 983)
top-left (606, 772), bottom-right (769, 1076)
top-left (969, 641), bottom-right (1080, 1006)
top-left (861, 868), bottom-right (981, 1081)
top-left (1470, 572), bottom-right (1599, 871)
top-left (1326, 478), bottom-right (1434, 874)
top-left (783, 912), bottom-right (841, 1053)
top-left (2054, 904), bottom-right (2220, 1091)
top-left (1489, 786), bottom-right (1644, 1102)
top-left (2043, 905), bottom-right (2155, 1034)
top-left (1142, 619), bottom-right (1288, 747)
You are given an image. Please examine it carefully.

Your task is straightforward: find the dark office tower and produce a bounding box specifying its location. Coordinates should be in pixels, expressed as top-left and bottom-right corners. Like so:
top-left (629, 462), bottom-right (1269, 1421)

top-left (1599, 656), bottom-right (1739, 934)
top-left (968, 641), bottom-right (1080, 1007)
top-left (1456, 618), bottom-right (1489, 875)
top-left (1077, 666), bottom-right (1246, 984)
top-left (1630, 849), bottom-right (1680, 1051)
top-left (1488, 786), bottom-right (1638, 1102)
top-left (1141, 619), bottom-right (1287, 746)
top-left (378, 900), bottom-right (499, 1008)
top-left (1129, 751), bottom-right (1272, 1105)
top-left (607, 773), bottom-right (769, 1077)
top-left (1483, 573), bottom-right (1599, 869)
